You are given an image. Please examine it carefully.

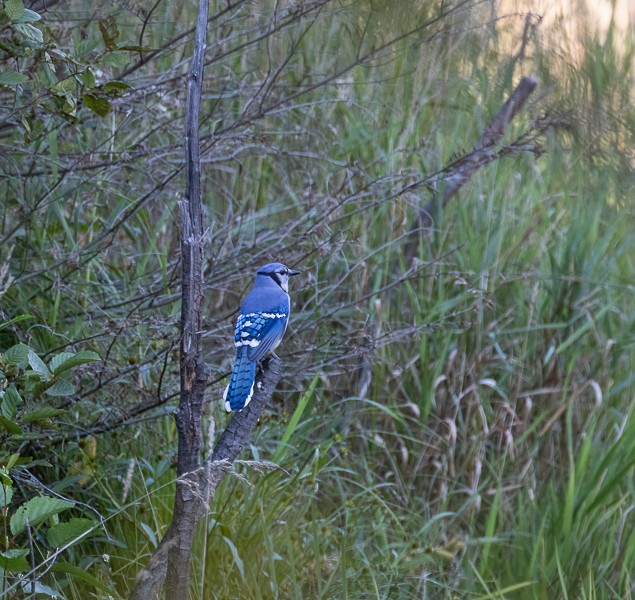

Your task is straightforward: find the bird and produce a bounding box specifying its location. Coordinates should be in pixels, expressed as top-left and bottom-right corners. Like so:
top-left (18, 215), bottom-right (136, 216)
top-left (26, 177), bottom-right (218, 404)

top-left (223, 262), bottom-right (300, 412)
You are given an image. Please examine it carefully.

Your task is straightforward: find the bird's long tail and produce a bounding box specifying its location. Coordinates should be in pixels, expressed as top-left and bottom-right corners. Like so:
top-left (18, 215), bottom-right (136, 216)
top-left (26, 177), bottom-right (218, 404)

top-left (223, 350), bottom-right (257, 412)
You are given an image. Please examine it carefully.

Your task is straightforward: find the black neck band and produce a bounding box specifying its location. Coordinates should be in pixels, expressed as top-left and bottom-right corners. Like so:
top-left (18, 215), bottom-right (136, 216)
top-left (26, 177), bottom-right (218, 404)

top-left (259, 272), bottom-right (281, 287)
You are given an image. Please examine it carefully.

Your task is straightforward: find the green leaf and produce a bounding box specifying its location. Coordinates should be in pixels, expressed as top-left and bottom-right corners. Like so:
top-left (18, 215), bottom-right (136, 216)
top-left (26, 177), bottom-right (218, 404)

top-left (50, 350), bottom-right (100, 375)
top-left (99, 16), bottom-right (119, 50)
top-left (47, 518), bottom-right (96, 547)
top-left (1, 385), bottom-right (23, 419)
top-left (272, 376), bottom-right (318, 463)
top-left (0, 70), bottom-right (28, 86)
top-left (0, 414), bottom-right (22, 435)
top-left (101, 51), bottom-right (129, 68)
top-left (81, 68), bottom-right (95, 89)
top-left (51, 94), bottom-right (77, 118)
top-left (0, 549), bottom-right (29, 572)
top-left (0, 469), bottom-right (12, 485)
top-left (222, 536), bottom-right (245, 579)
top-left (51, 78), bottom-right (75, 95)
top-left (45, 378), bottom-right (75, 397)
top-left (42, 50), bottom-right (54, 74)
top-left (0, 314), bottom-right (33, 330)
top-left (0, 483), bottom-right (14, 507)
top-left (82, 92), bottom-right (111, 117)
top-left (15, 7), bottom-right (40, 23)
top-left (50, 562), bottom-right (114, 595)
top-left (101, 80), bottom-right (131, 96)
top-left (555, 305), bottom-right (611, 355)
top-left (13, 22), bottom-right (43, 43)
top-left (4, 0), bottom-right (25, 20)
top-left (4, 343), bottom-right (29, 365)
top-left (10, 496), bottom-right (75, 535)
top-left (28, 348), bottom-right (50, 378)
top-left (21, 406), bottom-right (65, 423)
top-left (139, 522), bottom-right (157, 548)
top-left (15, 458), bottom-right (51, 470)
top-left (6, 453), bottom-right (20, 469)
top-left (48, 352), bottom-right (74, 373)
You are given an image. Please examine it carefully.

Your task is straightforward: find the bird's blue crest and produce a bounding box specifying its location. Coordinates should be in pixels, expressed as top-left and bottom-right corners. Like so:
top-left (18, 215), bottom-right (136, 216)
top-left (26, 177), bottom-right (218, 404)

top-left (257, 262), bottom-right (287, 274)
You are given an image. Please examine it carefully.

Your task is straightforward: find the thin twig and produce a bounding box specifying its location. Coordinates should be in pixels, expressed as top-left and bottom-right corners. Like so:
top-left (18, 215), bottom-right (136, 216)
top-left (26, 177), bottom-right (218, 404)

top-left (26, 517), bottom-right (36, 597)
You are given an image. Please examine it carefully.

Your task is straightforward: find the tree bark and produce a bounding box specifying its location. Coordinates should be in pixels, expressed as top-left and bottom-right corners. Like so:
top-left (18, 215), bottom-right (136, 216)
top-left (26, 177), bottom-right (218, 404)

top-left (163, 0), bottom-right (211, 593)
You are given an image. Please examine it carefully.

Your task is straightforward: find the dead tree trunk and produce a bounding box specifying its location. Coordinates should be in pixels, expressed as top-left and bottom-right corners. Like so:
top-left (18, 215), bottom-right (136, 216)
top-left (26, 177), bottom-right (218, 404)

top-left (129, 0), bottom-right (210, 597)
top-left (164, 0), bottom-right (211, 593)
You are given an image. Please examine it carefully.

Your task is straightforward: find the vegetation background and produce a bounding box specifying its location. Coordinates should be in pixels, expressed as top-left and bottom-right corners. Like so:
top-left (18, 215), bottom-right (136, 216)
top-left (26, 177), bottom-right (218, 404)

top-left (1, 0), bottom-right (634, 597)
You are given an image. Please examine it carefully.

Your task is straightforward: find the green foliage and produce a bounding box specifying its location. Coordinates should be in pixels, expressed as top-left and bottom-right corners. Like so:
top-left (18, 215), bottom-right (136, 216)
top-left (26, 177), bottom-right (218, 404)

top-left (0, 0), bottom-right (140, 130)
top-left (0, 0), bottom-right (634, 597)
top-left (10, 496), bottom-right (75, 536)
top-left (0, 341), bottom-right (101, 595)
top-left (47, 518), bottom-right (97, 548)
top-left (0, 343), bottom-right (100, 436)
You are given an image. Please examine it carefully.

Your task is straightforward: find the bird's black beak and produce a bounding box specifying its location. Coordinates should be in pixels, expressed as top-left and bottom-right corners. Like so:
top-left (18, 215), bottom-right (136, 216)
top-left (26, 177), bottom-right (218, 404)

top-left (288, 269), bottom-right (301, 277)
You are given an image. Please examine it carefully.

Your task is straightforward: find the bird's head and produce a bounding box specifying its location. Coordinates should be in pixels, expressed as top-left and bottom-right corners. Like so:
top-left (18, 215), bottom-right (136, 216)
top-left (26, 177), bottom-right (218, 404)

top-left (256, 262), bottom-right (301, 292)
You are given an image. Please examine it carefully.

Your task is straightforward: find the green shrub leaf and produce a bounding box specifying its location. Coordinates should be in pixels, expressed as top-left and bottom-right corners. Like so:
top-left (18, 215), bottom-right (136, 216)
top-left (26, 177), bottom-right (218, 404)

top-left (28, 349), bottom-right (50, 378)
top-left (13, 22), bottom-right (43, 43)
top-left (98, 16), bottom-right (119, 50)
top-left (0, 70), bottom-right (28, 86)
top-left (4, 0), bottom-right (25, 20)
top-left (47, 518), bottom-right (96, 547)
top-left (0, 483), bottom-right (14, 507)
top-left (0, 469), bottom-right (13, 485)
top-left (22, 582), bottom-right (64, 597)
top-left (50, 350), bottom-right (100, 375)
top-left (101, 51), bottom-right (129, 68)
top-left (0, 314), bottom-right (33, 330)
top-left (50, 562), bottom-right (114, 594)
top-left (0, 414), bottom-right (22, 434)
top-left (21, 406), bottom-right (65, 423)
top-left (45, 378), bottom-right (75, 397)
top-left (0, 549), bottom-right (29, 572)
top-left (82, 92), bottom-right (111, 117)
top-left (10, 496), bottom-right (75, 535)
top-left (1, 385), bottom-right (23, 419)
top-left (4, 344), bottom-right (29, 365)
top-left (15, 8), bottom-right (40, 23)
top-left (48, 352), bottom-right (75, 373)
top-left (101, 80), bottom-right (131, 95)
top-left (81, 68), bottom-right (95, 89)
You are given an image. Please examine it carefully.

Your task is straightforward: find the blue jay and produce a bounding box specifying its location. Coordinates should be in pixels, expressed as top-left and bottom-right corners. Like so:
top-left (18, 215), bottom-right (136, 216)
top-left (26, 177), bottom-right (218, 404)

top-left (223, 262), bottom-right (300, 412)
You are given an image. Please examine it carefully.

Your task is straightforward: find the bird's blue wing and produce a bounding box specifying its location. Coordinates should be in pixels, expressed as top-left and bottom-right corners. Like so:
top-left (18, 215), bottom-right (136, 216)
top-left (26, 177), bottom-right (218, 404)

top-left (248, 317), bottom-right (286, 362)
top-left (234, 311), bottom-right (288, 363)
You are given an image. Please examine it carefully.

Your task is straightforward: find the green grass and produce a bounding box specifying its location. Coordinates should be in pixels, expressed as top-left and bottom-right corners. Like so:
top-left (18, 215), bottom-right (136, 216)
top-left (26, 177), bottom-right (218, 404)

top-left (1, 0), bottom-right (634, 598)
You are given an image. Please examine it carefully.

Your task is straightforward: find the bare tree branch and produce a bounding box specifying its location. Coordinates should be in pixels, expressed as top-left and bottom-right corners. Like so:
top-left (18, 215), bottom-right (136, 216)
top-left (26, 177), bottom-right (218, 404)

top-left (211, 358), bottom-right (282, 463)
top-left (413, 76), bottom-right (537, 234)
